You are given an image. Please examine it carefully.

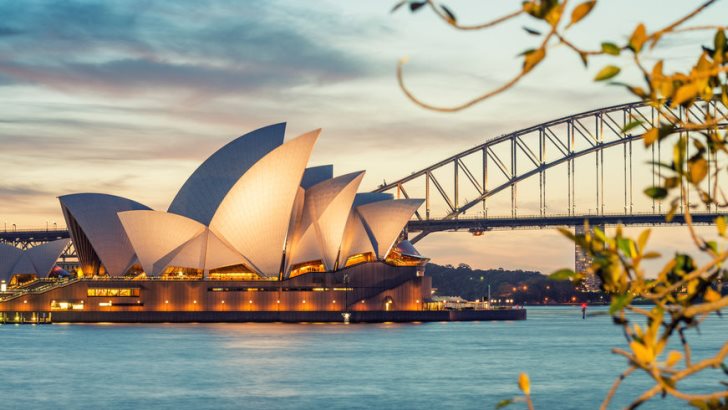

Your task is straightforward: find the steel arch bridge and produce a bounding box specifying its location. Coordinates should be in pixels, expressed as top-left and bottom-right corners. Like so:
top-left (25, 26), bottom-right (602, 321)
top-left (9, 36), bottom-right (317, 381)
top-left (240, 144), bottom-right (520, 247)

top-left (374, 100), bottom-right (728, 244)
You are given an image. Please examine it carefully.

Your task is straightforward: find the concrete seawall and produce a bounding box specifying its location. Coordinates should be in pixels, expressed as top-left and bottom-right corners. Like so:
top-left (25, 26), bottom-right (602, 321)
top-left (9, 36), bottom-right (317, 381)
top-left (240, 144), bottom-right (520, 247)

top-left (46, 309), bottom-right (526, 323)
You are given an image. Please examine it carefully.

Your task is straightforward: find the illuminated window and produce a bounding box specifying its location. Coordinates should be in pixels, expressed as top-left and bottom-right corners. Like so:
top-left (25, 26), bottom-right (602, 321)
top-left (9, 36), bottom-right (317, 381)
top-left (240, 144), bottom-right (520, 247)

top-left (289, 260), bottom-right (325, 278)
top-left (385, 248), bottom-right (429, 267)
top-left (161, 266), bottom-right (203, 280)
top-left (87, 288), bottom-right (140, 297)
top-left (9, 274), bottom-right (38, 287)
top-left (344, 253), bottom-right (375, 268)
top-left (208, 264), bottom-right (272, 281)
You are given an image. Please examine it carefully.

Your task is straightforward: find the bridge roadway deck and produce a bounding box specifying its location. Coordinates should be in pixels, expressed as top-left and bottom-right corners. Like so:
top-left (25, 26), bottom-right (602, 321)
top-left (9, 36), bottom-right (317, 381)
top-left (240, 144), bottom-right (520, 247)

top-left (0, 213), bottom-right (724, 243)
top-left (406, 212), bottom-right (726, 233)
top-left (0, 229), bottom-right (69, 243)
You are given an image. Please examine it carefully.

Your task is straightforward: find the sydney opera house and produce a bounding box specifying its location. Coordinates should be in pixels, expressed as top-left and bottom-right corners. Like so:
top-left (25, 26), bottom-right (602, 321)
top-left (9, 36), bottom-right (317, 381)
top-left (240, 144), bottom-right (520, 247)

top-left (0, 124), bottom-right (452, 322)
top-left (1, 124), bottom-right (526, 322)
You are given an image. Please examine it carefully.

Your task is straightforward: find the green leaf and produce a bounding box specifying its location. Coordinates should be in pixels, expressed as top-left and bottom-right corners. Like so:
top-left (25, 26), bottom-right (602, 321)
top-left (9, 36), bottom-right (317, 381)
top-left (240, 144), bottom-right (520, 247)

top-left (578, 51), bottom-right (588, 67)
top-left (707, 240), bottom-right (718, 253)
top-left (644, 186), bottom-right (668, 200)
top-left (409, 1), bottom-right (426, 12)
top-left (557, 227), bottom-right (576, 241)
top-left (390, 1), bottom-right (407, 13)
top-left (594, 65), bottom-right (620, 81)
top-left (714, 29), bottom-right (726, 54)
top-left (617, 238), bottom-right (635, 258)
top-left (523, 26), bottom-right (541, 36)
top-left (549, 269), bottom-right (577, 281)
top-left (601, 42), bottom-right (620, 55)
top-left (609, 294), bottom-right (633, 315)
top-left (496, 399), bottom-right (514, 409)
top-left (440, 4), bottom-right (457, 23)
top-left (621, 120), bottom-right (643, 134)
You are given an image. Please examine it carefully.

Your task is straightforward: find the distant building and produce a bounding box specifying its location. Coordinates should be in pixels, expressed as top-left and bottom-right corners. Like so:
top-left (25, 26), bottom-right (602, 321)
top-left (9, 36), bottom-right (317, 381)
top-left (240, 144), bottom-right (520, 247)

top-left (575, 224), bottom-right (601, 292)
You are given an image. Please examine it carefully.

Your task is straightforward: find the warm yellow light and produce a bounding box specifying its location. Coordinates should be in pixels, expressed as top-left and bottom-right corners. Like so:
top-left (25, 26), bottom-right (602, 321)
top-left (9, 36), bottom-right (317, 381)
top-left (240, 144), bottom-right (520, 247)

top-left (332, 300), bottom-right (336, 304)
top-left (249, 300), bottom-right (253, 304)
top-left (193, 300), bottom-right (197, 304)
top-left (276, 300), bottom-right (280, 303)
top-left (221, 300), bottom-right (225, 304)
top-left (361, 300), bottom-right (365, 304)
top-left (165, 300), bottom-right (169, 304)
top-left (23, 300), bottom-right (27, 304)
top-left (302, 300), bottom-right (306, 303)
top-left (416, 300), bottom-right (420, 303)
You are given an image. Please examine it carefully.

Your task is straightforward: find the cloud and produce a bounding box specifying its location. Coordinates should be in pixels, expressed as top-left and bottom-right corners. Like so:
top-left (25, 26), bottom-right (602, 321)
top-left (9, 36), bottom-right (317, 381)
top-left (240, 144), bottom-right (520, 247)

top-left (0, 0), bottom-right (379, 99)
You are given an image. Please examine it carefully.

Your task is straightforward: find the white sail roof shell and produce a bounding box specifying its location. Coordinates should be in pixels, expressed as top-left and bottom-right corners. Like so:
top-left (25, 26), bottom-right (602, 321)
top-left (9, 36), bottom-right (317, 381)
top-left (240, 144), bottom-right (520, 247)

top-left (0, 239), bottom-right (69, 280)
top-left (160, 231), bottom-right (208, 272)
top-left (118, 210), bottom-right (207, 275)
top-left (356, 199), bottom-right (424, 259)
top-left (210, 129), bottom-right (320, 277)
top-left (204, 230), bottom-right (247, 270)
top-left (25, 238), bottom-right (71, 276)
top-left (353, 192), bottom-right (394, 207)
top-left (0, 244), bottom-right (23, 281)
top-left (287, 172), bottom-right (364, 271)
top-left (337, 210), bottom-right (375, 266)
top-left (59, 193), bottom-right (151, 276)
top-left (300, 165), bottom-right (334, 189)
top-left (168, 123), bottom-right (286, 225)
top-left (11, 254), bottom-right (36, 275)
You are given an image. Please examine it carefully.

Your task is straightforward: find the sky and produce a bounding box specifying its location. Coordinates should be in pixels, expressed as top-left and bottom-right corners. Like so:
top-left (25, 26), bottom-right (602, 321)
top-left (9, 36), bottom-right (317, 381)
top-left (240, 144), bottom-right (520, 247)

top-left (0, 0), bottom-right (725, 273)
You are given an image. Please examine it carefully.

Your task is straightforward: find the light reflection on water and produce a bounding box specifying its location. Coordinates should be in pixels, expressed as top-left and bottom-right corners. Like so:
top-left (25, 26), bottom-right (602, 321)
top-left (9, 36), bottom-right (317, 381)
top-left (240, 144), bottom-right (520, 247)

top-left (0, 306), bottom-right (724, 410)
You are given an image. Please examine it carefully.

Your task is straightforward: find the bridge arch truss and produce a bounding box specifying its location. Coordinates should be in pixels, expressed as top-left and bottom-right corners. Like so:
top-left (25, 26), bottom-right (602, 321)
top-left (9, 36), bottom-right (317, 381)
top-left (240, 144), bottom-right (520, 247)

top-left (374, 100), bottom-right (728, 243)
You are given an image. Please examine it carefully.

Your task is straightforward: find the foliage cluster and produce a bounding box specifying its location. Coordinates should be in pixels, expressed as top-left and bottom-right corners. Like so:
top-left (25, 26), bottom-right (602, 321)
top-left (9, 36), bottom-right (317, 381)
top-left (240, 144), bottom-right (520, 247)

top-left (394, 1), bottom-right (728, 408)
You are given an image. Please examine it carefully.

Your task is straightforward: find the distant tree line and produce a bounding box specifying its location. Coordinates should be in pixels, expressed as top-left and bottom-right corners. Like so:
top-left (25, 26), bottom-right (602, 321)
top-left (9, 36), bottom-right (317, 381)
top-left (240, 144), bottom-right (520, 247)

top-left (427, 263), bottom-right (606, 304)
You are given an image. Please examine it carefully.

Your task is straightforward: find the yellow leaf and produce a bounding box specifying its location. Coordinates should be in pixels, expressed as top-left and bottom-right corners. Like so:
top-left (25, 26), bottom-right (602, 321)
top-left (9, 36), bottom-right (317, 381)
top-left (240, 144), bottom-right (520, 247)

top-left (651, 60), bottom-right (664, 78)
top-left (666, 350), bottom-right (682, 367)
top-left (518, 372), bottom-right (531, 395)
top-left (568, 1), bottom-right (596, 28)
top-left (671, 83), bottom-right (698, 107)
top-left (704, 287), bottom-right (722, 303)
top-left (630, 341), bottom-right (653, 364)
top-left (716, 216), bottom-right (726, 237)
top-left (637, 229), bottom-right (651, 251)
top-left (629, 23), bottom-right (647, 53)
top-left (545, 4), bottom-right (564, 26)
top-left (688, 158), bottom-right (708, 184)
top-left (643, 127), bottom-right (659, 147)
top-left (594, 65), bottom-right (620, 81)
top-left (523, 48), bottom-right (546, 73)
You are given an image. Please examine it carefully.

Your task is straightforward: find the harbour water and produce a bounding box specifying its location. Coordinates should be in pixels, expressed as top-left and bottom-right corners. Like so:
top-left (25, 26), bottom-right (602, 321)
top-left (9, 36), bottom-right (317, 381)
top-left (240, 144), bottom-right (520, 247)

top-left (0, 306), bottom-right (724, 409)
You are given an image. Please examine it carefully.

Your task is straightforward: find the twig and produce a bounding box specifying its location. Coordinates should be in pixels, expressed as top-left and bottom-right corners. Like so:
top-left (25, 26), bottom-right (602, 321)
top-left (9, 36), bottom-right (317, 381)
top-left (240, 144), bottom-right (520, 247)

top-left (648, 0), bottom-right (719, 43)
top-left (425, 1), bottom-right (523, 31)
top-left (600, 366), bottom-right (636, 410)
top-left (397, 2), bottom-right (565, 112)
